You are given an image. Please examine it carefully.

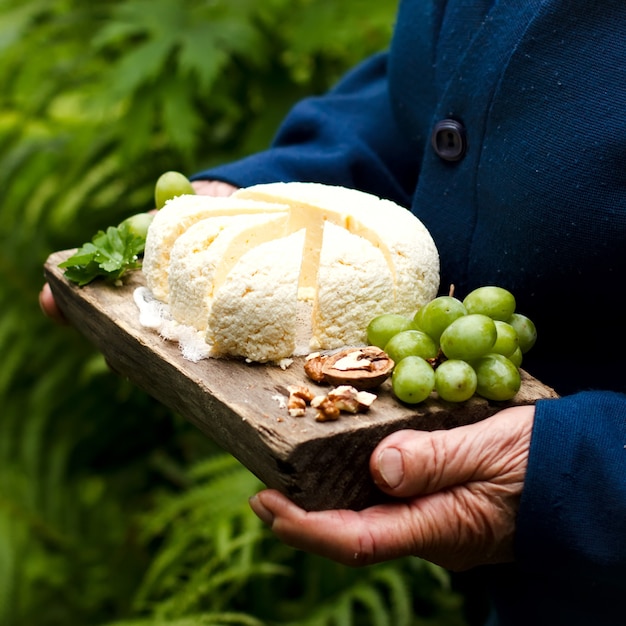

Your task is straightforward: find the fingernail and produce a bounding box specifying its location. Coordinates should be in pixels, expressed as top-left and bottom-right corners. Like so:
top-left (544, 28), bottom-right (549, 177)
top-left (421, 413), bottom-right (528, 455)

top-left (377, 448), bottom-right (404, 488)
top-left (249, 494), bottom-right (274, 526)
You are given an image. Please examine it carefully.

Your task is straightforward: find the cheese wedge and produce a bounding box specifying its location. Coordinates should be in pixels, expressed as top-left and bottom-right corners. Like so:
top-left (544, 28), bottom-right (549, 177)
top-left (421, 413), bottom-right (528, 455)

top-left (143, 195), bottom-right (289, 302)
top-left (311, 221), bottom-right (394, 350)
top-left (168, 212), bottom-right (290, 331)
top-left (206, 229), bottom-right (306, 363)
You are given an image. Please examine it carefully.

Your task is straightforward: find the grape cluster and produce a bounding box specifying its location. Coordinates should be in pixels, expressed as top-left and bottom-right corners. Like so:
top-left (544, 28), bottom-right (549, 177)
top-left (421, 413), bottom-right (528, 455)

top-left (366, 286), bottom-right (537, 404)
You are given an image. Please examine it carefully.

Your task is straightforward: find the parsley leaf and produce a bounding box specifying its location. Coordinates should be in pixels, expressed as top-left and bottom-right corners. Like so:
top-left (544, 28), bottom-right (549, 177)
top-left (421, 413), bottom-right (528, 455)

top-left (59, 221), bottom-right (148, 287)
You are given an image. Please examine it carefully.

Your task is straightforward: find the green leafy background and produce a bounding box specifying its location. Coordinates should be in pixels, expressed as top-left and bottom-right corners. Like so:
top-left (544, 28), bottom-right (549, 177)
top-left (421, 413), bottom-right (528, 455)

top-left (0, 1), bottom-right (478, 624)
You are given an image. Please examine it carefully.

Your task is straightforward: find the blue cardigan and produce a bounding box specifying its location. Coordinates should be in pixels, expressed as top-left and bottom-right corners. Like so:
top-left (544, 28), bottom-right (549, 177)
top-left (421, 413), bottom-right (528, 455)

top-left (193, 1), bottom-right (626, 623)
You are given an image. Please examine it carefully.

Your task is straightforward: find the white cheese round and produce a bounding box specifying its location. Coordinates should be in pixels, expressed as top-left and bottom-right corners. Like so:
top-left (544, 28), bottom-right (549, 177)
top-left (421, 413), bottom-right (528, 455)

top-left (142, 182), bottom-right (440, 363)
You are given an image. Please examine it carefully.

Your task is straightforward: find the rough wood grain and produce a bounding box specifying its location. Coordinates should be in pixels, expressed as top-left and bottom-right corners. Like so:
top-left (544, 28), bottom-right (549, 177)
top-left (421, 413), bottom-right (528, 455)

top-left (44, 250), bottom-right (559, 511)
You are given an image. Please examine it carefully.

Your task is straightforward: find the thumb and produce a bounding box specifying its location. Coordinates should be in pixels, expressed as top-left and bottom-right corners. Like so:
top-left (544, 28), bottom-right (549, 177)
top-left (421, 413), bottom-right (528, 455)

top-left (371, 405), bottom-right (534, 498)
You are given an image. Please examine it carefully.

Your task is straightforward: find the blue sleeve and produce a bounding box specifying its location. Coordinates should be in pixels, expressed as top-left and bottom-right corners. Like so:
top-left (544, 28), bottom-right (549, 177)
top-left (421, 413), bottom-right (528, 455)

top-left (191, 52), bottom-right (421, 208)
top-left (516, 391), bottom-right (626, 587)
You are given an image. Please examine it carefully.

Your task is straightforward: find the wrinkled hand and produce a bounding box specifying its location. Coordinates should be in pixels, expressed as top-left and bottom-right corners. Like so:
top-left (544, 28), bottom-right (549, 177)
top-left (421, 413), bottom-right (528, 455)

top-left (39, 179), bottom-right (239, 323)
top-left (249, 405), bottom-right (534, 571)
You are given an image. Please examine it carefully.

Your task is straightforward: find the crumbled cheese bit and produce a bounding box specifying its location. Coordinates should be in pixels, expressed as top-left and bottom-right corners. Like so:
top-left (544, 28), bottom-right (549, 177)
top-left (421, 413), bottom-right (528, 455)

top-left (272, 394), bottom-right (287, 409)
top-left (134, 286), bottom-right (171, 329)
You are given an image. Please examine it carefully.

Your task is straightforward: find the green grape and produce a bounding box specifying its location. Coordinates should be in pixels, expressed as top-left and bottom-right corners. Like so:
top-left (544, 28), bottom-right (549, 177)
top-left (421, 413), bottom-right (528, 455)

top-left (508, 346), bottom-right (523, 368)
top-left (384, 329), bottom-right (438, 363)
top-left (492, 320), bottom-right (519, 357)
top-left (391, 356), bottom-right (436, 404)
top-left (507, 312), bottom-right (537, 353)
top-left (463, 286), bottom-right (516, 321)
top-left (413, 295), bottom-right (467, 341)
top-left (435, 359), bottom-right (477, 402)
top-left (154, 171), bottom-right (195, 209)
top-left (118, 212), bottom-right (154, 240)
top-left (473, 353), bottom-right (521, 401)
top-left (439, 314), bottom-right (497, 360)
top-left (367, 313), bottom-right (413, 349)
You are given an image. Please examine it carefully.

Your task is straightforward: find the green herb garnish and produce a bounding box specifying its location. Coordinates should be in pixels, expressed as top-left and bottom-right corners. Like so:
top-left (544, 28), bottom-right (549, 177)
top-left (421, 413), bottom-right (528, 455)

top-left (59, 213), bottom-right (153, 286)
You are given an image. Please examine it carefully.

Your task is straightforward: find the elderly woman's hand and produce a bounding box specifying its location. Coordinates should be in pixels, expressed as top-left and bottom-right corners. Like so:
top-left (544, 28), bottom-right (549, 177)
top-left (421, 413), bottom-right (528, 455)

top-left (249, 405), bottom-right (534, 571)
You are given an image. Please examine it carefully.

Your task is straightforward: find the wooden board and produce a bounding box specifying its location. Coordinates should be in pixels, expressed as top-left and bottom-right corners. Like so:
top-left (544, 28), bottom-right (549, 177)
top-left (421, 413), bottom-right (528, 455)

top-left (44, 250), bottom-right (559, 511)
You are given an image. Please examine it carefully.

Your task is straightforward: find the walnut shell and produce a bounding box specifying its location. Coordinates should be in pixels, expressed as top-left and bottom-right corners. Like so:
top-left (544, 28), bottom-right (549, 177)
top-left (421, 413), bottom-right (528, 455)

top-left (305, 346), bottom-right (394, 390)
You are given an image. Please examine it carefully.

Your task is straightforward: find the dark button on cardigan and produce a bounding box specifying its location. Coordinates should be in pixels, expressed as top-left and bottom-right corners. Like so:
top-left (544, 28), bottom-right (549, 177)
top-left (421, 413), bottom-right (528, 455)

top-left (431, 118), bottom-right (467, 161)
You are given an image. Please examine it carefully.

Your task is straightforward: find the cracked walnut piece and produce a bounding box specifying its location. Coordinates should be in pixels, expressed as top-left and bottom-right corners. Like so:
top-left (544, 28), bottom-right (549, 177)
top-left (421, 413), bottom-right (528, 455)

top-left (287, 385), bottom-right (316, 417)
top-left (312, 385), bottom-right (378, 421)
top-left (289, 384), bottom-right (378, 422)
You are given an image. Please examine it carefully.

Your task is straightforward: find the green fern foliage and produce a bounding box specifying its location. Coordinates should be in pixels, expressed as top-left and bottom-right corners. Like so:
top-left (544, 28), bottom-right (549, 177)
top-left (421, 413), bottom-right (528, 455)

top-left (109, 456), bottom-right (466, 626)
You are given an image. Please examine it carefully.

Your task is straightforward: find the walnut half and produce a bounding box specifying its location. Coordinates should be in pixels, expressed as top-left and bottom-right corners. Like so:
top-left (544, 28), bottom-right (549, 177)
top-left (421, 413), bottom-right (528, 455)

top-left (304, 346), bottom-right (394, 390)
